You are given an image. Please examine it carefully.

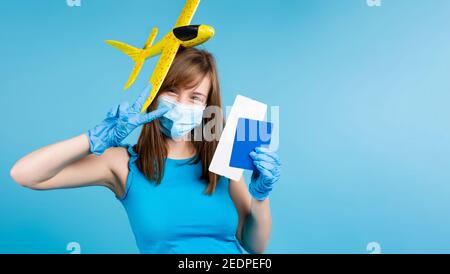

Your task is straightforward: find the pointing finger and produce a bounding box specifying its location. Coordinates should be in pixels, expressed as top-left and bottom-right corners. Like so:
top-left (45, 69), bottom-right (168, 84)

top-left (132, 84), bottom-right (153, 112)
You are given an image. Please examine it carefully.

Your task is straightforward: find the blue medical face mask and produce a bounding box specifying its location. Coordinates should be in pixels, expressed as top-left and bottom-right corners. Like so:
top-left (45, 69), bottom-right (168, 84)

top-left (157, 95), bottom-right (206, 139)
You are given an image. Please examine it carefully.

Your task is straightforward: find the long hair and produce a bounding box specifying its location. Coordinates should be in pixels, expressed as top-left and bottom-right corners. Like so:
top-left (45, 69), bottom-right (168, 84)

top-left (134, 47), bottom-right (224, 195)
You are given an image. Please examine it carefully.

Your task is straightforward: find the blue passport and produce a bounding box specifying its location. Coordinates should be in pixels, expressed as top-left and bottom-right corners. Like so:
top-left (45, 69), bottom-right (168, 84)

top-left (229, 118), bottom-right (273, 171)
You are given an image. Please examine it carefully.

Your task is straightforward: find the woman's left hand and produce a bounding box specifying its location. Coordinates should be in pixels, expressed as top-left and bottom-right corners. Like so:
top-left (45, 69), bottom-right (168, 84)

top-left (249, 147), bottom-right (281, 201)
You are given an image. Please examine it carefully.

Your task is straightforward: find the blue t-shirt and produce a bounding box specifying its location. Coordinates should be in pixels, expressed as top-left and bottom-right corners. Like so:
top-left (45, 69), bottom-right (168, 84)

top-left (116, 144), bottom-right (244, 254)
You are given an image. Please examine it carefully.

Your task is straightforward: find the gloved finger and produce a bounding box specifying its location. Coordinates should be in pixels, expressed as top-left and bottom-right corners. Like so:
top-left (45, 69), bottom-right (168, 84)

top-left (253, 163), bottom-right (275, 181)
top-left (136, 105), bottom-right (171, 125)
top-left (254, 147), bottom-right (281, 165)
top-left (106, 104), bottom-right (120, 118)
top-left (249, 151), bottom-right (281, 166)
top-left (254, 160), bottom-right (280, 177)
top-left (253, 160), bottom-right (274, 171)
top-left (131, 84), bottom-right (152, 112)
top-left (118, 101), bottom-right (130, 116)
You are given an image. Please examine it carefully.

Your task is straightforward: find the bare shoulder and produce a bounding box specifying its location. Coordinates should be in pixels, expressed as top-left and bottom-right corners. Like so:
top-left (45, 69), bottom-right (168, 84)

top-left (101, 146), bottom-right (131, 198)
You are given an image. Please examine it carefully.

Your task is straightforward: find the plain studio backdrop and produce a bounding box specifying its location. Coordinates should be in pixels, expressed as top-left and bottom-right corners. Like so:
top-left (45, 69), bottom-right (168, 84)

top-left (1, 0), bottom-right (450, 254)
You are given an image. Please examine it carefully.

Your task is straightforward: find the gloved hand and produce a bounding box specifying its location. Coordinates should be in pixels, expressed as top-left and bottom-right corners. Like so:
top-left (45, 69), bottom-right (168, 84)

top-left (249, 147), bottom-right (281, 201)
top-left (87, 84), bottom-right (172, 155)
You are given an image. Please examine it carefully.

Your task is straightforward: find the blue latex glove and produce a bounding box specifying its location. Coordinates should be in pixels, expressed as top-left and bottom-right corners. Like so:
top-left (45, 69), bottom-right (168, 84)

top-left (248, 147), bottom-right (281, 201)
top-left (87, 84), bottom-right (172, 155)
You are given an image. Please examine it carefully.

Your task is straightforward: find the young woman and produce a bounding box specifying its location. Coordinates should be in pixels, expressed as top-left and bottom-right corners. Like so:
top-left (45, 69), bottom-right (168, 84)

top-left (10, 48), bottom-right (281, 254)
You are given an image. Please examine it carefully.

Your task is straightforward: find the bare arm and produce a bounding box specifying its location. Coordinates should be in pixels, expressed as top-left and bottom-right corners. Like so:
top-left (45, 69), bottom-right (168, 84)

top-left (9, 85), bottom-right (169, 193)
top-left (229, 176), bottom-right (272, 254)
top-left (9, 134), bottom-right (118, 192)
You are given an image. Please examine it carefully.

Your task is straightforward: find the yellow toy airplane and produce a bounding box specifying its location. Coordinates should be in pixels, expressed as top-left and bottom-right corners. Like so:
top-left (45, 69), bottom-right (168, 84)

top-left (105, 0), bottom-right (215, 113)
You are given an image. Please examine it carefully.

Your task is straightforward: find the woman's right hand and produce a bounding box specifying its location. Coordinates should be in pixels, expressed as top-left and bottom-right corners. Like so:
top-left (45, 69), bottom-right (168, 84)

top-left (87, 84), bottom-right (172, 155)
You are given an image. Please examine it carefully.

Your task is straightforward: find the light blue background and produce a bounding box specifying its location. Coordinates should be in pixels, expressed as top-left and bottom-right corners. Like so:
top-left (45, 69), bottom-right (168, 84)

top-left (1, 0), bottom-right (450, 254)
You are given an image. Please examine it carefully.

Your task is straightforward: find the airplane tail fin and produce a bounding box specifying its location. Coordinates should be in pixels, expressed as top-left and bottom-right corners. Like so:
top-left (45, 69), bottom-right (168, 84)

top-left (105, 28), bottom-right (158, 90)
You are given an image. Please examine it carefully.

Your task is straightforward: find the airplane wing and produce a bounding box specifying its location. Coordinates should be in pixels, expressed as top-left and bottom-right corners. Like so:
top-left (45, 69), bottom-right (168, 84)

top-left (140, 39), bottom-right (181, 112)
top-left (174, 0), bottom-right (201, 28)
